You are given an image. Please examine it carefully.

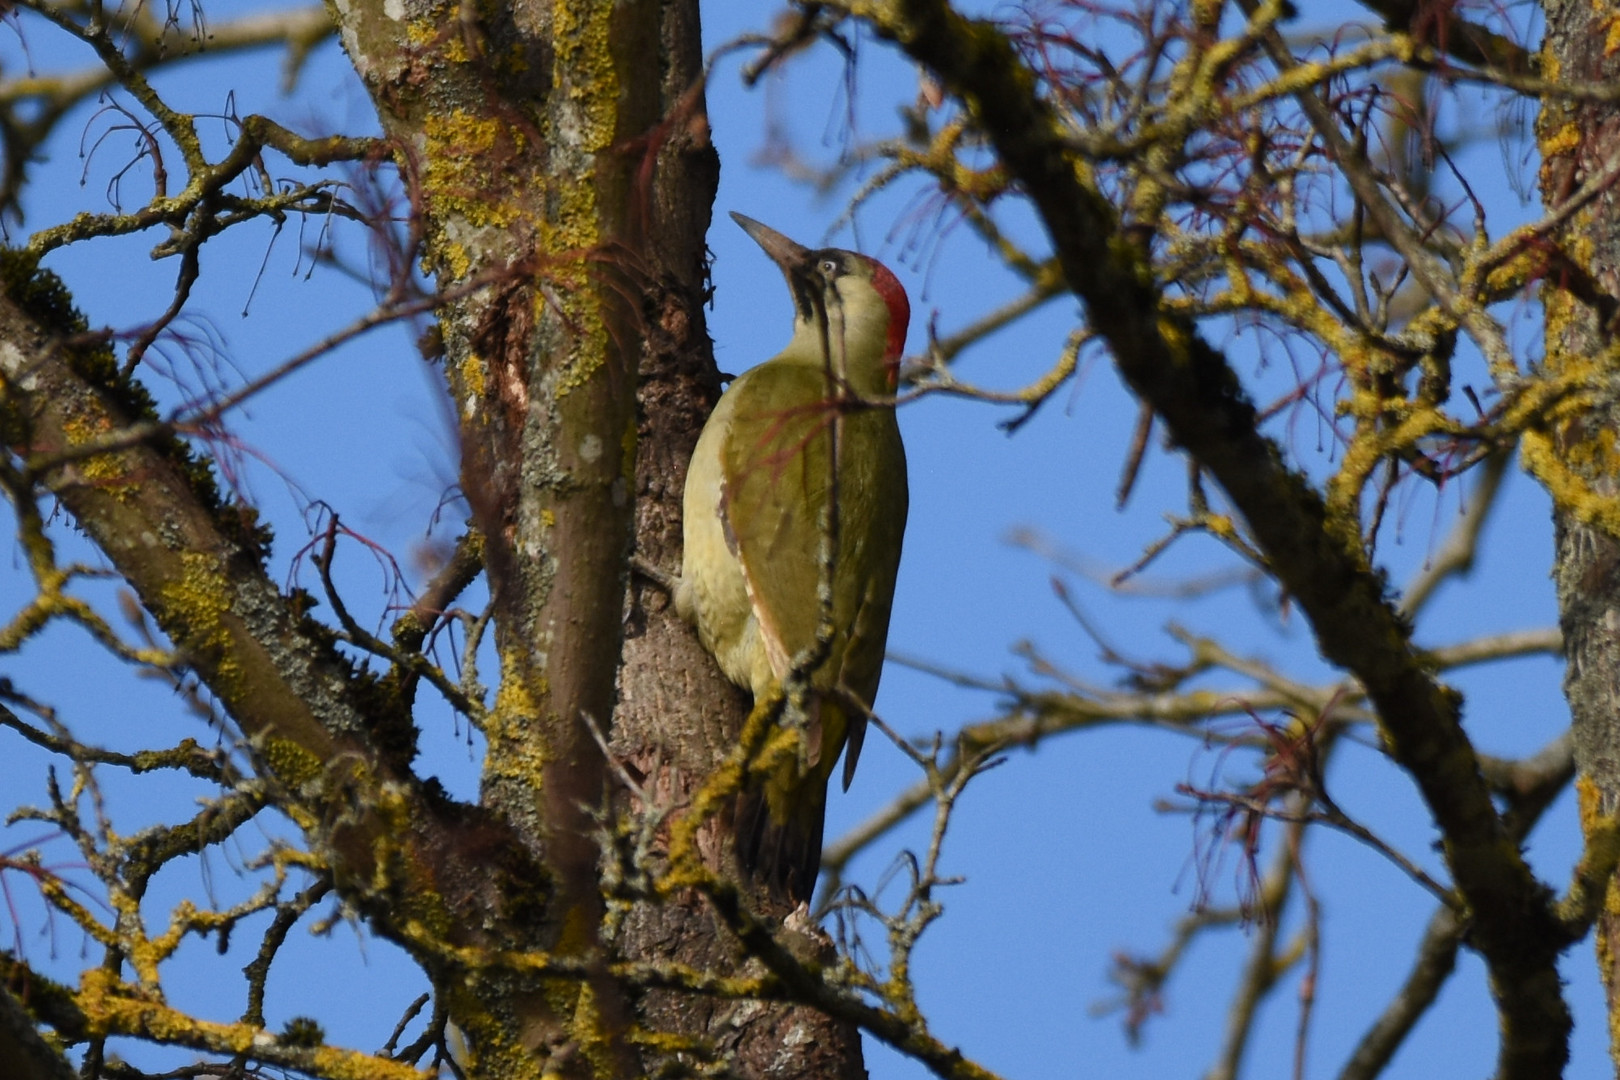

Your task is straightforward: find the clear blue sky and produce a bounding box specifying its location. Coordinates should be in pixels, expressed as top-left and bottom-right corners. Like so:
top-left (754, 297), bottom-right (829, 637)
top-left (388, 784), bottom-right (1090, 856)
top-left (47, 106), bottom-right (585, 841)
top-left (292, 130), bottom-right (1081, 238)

top-left (0, 2), bottom-right (1600, 1078)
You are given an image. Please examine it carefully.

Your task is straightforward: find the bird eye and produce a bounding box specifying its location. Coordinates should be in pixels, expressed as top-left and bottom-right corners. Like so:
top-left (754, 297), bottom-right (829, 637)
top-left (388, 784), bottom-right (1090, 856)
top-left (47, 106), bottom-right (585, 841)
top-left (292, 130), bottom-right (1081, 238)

top-left (820, 258), bottom-right (839, 276)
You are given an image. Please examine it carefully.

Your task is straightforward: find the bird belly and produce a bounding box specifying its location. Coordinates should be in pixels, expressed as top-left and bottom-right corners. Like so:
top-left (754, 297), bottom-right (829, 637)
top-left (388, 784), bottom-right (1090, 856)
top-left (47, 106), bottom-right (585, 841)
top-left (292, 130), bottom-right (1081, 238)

top-left (677, 402), bottom-right (776, 699)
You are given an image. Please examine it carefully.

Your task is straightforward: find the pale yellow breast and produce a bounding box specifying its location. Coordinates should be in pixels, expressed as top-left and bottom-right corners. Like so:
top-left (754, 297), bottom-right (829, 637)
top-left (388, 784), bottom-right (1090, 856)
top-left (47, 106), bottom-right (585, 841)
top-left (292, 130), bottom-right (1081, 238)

top-left (676, 368), bottom-right (777, 699)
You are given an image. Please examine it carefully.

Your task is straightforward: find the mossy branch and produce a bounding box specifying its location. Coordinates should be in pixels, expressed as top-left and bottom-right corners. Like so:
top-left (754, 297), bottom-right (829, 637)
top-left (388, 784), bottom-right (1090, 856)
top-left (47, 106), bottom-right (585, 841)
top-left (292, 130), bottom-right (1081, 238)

top-left (831, 3), bottom-right (1571, 1075)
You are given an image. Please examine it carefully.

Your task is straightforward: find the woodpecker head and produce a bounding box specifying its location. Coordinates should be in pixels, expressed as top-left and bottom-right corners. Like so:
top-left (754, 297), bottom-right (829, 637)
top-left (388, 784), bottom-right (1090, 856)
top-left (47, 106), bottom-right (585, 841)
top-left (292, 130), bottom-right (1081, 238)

top-left (731, 212), bottom-right (909, 394)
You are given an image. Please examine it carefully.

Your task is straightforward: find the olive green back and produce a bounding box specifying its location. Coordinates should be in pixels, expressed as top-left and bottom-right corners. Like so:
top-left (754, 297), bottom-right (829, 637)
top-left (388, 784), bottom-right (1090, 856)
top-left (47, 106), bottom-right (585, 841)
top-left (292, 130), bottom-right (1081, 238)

top-left (719, 361), bottom-right (907, 778)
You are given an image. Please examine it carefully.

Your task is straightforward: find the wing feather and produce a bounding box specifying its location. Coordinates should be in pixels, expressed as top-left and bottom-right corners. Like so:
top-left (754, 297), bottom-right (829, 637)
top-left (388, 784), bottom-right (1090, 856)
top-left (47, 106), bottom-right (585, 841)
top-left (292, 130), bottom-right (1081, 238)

top-left (719, 362), bottom-right (907, 784)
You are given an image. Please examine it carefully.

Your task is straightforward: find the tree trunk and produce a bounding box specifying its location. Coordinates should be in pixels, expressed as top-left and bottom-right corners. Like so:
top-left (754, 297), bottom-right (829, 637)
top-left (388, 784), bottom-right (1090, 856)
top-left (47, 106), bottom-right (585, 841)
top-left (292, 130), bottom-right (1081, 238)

top-left (1540, 0), bottom-right (1620, 1066)
top-left (332, 0), bottom-right (867, 1074)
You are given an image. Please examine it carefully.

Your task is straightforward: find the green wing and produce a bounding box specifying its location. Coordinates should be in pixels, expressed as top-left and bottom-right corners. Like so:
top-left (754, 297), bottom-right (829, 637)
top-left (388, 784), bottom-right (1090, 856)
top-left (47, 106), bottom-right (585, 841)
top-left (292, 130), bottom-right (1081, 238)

top-left (719, 362), bottom-right (908, 780)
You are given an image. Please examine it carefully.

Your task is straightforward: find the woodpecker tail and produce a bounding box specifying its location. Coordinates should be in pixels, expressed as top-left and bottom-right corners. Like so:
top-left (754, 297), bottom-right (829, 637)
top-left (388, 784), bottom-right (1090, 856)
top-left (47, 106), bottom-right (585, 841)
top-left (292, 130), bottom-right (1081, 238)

top-left (735, 783), bottom-right (827, 904)
top-left (734, 693), bottom-right (862, 902)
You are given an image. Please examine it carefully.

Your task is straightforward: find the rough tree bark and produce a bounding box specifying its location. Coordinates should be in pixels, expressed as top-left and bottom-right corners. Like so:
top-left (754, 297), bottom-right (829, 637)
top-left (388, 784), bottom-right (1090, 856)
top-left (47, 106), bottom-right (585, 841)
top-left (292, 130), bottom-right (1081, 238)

top-left (16, 0), bottom-right (1605, 1076)
top-left (1539, 0), bottom-right (1620, 1062)
top-left (0, 0), bottom-right (867, 1076)
top-left (327, 0), bottom-right (867, 1075)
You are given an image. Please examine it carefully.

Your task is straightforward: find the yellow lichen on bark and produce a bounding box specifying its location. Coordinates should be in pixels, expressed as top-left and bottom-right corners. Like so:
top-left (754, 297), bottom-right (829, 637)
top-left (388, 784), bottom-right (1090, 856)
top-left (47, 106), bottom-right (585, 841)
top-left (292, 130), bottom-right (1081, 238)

top-left (157, 551), bottom-right (238, 681)
top-left (482, 655), bottom-right (551, 785)
top-left (539, 0), bottom-right (622, 400)
top-left (1579, 773), bottom-right (1620, 1062)
top-left (418, 109), bottom-right (526, 279)
top-left (1522, 429), bottom-right (1620, 534)
top-left (259, 735), bottom-right (325, 790)
top-left (458, 349), bottom-right (486, 404)
top-left (665, 692), bottom-right (783, 892)
top-left (73, 969), bottom-right (429, 1080)
top-left (1543, 122), bottom-right (1581, 158)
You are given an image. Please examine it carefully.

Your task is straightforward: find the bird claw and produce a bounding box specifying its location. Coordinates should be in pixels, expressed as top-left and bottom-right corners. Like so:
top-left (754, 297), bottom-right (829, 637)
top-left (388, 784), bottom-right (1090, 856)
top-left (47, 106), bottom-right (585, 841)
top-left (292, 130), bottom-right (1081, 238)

top-left (630, 554), bottom-right (679, 595)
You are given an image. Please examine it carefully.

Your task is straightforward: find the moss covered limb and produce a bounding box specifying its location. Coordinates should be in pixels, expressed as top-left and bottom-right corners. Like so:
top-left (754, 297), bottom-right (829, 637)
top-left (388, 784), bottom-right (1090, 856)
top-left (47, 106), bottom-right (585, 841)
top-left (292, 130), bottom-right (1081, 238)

top-left (0, 264), bottom-right (534, 1004)
top-left (834, 2), bottom-right (1570, 1077)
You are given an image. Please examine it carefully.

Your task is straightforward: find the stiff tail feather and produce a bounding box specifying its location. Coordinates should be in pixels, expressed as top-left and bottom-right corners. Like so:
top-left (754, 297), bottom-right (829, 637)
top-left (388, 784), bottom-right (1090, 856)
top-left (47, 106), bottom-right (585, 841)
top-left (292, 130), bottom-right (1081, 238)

top-left (735, 785), bottom-right (827, 904)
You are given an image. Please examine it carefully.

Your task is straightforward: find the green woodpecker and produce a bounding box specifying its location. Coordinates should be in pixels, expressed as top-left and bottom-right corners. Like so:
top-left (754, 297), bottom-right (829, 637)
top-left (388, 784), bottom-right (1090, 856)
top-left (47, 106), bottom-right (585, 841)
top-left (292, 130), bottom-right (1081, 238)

top-left (677, 213), bottom-right (909, 901)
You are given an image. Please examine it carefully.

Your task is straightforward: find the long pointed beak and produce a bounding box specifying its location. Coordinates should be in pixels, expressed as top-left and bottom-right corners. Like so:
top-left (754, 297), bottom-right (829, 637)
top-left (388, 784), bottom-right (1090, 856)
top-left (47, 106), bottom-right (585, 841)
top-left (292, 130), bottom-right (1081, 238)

top-left (731, 212), bottom-right (812, 277)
